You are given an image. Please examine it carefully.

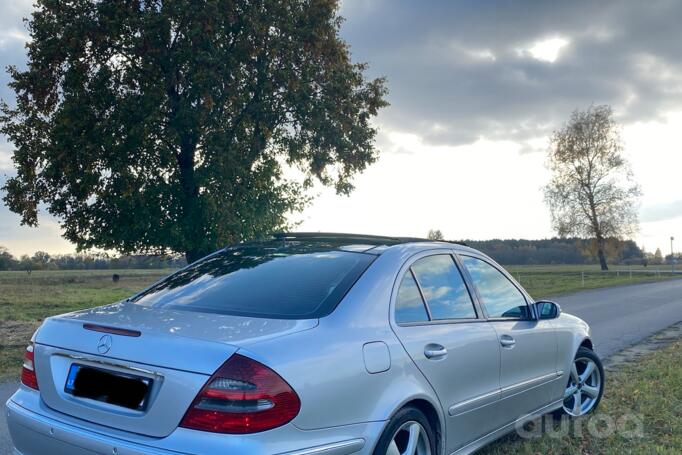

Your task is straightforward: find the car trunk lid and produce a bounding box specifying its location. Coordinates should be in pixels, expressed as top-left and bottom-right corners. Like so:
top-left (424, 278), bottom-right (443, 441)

top-left (32, 301), bottom-right (317, 437)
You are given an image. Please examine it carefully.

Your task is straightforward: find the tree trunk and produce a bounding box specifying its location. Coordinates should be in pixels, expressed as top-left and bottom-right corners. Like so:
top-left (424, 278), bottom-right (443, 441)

top-left (177, 135), bottom-right (211, 265)
top-left (596, 237), bottom-right (609, 271)
top-left (165, 69), bottom-right (214, 265)
top-left (588, 197), bottom-right (608, 271)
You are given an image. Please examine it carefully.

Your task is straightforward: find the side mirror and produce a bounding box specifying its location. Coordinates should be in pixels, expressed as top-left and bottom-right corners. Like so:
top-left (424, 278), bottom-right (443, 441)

top-left (534, 300), bottom-right (561, 320)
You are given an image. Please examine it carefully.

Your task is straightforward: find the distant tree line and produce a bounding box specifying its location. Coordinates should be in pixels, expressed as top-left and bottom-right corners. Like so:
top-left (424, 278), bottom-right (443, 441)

top-left (462, 237), bottom-right (645, 266)
top-left (0, 246), bottom-right (186, 271)
top-left (0, 237), bottom-right (661, 271)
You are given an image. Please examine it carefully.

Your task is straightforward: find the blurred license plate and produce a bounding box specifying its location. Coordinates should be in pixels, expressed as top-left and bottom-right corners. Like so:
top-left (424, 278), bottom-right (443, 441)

top-left (65, 363), bottom-right (152, 410)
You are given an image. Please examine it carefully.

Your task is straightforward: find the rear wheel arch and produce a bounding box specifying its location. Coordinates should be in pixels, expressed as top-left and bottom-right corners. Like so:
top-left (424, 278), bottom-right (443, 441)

top-left (406, 399), bottom-right (443, 454)
top-left (374, 398), bottom-right (444, 455)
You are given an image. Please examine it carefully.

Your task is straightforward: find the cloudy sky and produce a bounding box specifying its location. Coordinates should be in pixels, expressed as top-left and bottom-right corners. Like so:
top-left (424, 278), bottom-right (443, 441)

top-left (1, 0), bottom-right (681, 256)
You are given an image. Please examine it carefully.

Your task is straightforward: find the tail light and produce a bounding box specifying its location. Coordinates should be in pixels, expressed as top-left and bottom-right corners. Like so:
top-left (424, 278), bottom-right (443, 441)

top-left (21, 343), bottom-right (39, 390)
top-left (180, 354), bottom-right (300, 434)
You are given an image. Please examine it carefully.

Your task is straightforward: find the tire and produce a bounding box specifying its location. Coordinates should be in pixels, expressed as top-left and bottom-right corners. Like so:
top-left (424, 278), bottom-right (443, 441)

top-left (554, 346), bottom-right (605, 418)
top-left (373, 406), bottom-right (437, 455)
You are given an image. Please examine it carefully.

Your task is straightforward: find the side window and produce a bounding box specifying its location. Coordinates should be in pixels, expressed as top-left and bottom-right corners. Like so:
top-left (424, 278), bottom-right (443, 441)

top-left (411, 255), bottom-right (477, 320)
top-left (460, 256), bottom-right (529, 319)
top-left (395, 272), bottom-right (430, 324)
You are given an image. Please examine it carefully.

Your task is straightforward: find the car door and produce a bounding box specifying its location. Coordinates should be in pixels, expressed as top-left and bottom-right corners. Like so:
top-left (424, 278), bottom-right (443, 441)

top-left (459, 254), bottom-right (560, 424)
top-left (390, 252), bottom-right (502, 452)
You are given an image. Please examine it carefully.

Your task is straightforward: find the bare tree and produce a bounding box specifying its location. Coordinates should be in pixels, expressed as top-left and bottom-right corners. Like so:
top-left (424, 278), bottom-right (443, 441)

top-left (544, 105), bottom-right (641, 270)
top-left (427, 229), bottom-right (444, 241)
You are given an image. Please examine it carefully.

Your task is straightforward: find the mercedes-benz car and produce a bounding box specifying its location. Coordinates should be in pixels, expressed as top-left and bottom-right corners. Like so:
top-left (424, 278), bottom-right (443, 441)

top-left (6, 233), bottom-right (604, 455)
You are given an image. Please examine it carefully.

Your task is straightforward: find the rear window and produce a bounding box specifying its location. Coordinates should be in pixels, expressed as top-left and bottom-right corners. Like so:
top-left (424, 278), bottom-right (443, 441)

top-left (131, 242), bottom-right (376, 319)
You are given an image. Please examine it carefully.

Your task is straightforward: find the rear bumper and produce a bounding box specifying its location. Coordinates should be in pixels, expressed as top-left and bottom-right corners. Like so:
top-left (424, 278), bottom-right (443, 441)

top-left (6, 389), bottom-right (380, 455)
top-left (7, 398), bottom-right (179, 455)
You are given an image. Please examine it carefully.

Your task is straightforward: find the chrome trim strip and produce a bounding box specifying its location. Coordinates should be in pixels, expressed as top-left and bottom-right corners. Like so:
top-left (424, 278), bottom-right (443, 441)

top-left (449, 389), bottom-right (500, 416)
top-left (278, 438), bottom-right (366, 455)
top-left (500, 372), bottom-right (557, 398)
top-left (449, 372), bottom-right (559, 416)
top-left (55, 353), bottom-right (162, 377)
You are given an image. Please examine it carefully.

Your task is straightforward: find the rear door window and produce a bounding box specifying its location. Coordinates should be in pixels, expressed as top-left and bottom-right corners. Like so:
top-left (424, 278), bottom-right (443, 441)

top-left (410, 255), bottom-right (477, 320)
top-left (132, 243), bottom-right (376, 319)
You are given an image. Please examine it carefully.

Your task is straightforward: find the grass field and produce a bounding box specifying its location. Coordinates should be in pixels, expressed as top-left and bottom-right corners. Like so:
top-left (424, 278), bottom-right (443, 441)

top-left (0, 265), bottom-right (680, 379)
top-left (0, 269), bottom-right (171, 379)
top-left (506, 264), bottom-right (681, 297)
top-left (480, 337), bottom-right (682, 454)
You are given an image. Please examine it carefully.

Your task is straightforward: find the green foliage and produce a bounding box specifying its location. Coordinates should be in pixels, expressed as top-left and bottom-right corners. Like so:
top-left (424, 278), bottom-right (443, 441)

top-left (0, 246), bottom-right (187, 271)
top-left (1, 0), bottom-right (388, 262)
top-left (0, 246), bottom-right (18, 270)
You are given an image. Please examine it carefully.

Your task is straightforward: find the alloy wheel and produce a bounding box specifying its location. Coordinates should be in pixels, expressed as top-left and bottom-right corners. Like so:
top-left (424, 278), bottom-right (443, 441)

top-left (386, 421), bottom-right (432, 455)
top-left (562, 356), bottom-right (602, 416)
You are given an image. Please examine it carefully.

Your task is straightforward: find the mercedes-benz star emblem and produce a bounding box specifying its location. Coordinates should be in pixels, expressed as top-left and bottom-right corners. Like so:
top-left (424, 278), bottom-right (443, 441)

top-left (97, 334), bottom-right (113, 355)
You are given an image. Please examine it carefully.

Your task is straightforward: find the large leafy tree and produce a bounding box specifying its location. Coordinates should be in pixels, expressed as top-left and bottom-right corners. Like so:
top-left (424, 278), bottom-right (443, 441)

top-left (1, 0), bottom-right (387, 262)
top-left (544, 105), bottom-right (641, 270)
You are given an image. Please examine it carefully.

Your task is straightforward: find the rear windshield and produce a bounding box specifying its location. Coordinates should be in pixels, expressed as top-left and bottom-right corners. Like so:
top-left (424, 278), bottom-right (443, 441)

top-left (131, 242), bottom-right (376, 319)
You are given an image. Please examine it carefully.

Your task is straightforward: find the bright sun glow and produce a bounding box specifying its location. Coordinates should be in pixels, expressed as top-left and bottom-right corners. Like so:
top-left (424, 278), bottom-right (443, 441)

top-left (527, 37), bottom-right (569, 63)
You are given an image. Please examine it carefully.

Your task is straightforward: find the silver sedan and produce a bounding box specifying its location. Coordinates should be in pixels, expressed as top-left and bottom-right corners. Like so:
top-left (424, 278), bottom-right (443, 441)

top-left (6, 233), bottom-right (604, 455)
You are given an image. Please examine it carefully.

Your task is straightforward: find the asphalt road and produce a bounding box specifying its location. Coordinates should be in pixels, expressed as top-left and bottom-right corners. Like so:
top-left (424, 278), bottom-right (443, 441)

top-left (551, 278), bottom-right (682, 358)
top-left (1, 279), bottom-right (682, 453)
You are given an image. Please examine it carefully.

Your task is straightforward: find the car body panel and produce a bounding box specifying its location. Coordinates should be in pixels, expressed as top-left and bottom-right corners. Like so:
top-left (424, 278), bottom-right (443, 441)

top-left (39, 301), bottom-right (319, 361)
top-left (31, 306), bottom-right (318, 438)
top-left (385, 247), bottom-right (503, 451)
top-left (33, 344), bottom-right (210, 438)
top-left (489, 319), bottom-right (561, 423)
top-left (395, 322), bottom-right (502, 451)
top-left (549, 312), bottom-right (593, 401)
top-left (7, 389), bottom-right (379, 455)
top-left (6, 238), bottom-right (595, 455)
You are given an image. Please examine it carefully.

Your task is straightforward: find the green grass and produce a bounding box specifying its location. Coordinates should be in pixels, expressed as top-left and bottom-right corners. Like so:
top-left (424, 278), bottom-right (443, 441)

top-left (0, 269), bottom-right (171, 379)
top-left (0, 269), bottom-right (170, 321)
top-left (480, 338), bottom-right (682, 454)
top-left (506, 264), bottom-right (681, 298)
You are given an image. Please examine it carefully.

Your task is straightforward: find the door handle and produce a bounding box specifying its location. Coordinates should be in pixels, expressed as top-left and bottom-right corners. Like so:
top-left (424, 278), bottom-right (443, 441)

top-left (500, 334), bottom-right (516, 348)
top-left (424, 344), bottom-right (447, 359)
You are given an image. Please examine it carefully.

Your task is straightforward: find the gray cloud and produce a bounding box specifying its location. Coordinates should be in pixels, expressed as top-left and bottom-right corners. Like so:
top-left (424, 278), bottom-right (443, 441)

top-left (0, 0), bottom-right (32, 173)
top-left (2, 0), bottom-right (682, 152)
top-left (340, 0), bottom-right (682, 146)
top-left (0, 0), bottom-right (31, 97)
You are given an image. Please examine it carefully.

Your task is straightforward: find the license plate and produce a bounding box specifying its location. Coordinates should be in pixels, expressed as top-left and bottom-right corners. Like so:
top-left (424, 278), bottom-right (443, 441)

top-left (65, 363), bottom-right (153, 411)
